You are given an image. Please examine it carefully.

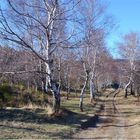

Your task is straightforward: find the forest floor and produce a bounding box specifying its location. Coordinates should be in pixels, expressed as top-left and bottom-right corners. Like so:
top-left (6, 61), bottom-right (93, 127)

top-left (0, 89), bottom-right (140, 139)
top-left (72, 89), bottom-right (140, 139)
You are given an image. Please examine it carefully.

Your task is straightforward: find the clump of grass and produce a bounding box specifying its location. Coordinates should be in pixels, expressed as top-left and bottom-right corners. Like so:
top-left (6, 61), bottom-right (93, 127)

top-left (61, 93), bottom-right (98, 116)
top-left (0, 83), bottom-right (14, 106)
top-left (0, 83), bottom-right (48, 108)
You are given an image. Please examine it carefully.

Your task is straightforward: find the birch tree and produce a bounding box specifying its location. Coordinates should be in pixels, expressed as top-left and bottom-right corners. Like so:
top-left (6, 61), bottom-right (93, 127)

top-left (77, 0), bottom-right (113, 111)
top-left (0, 0), bottom-right (79, 113)
top-left (117, 32), bottom-right (140, 98)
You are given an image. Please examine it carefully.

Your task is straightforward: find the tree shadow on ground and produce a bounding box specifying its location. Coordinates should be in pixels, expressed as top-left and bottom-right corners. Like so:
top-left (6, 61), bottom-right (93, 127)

top-left (0, 108), bottom-right (86, 126)
top-left (0, 108), bottom-right (91, 139)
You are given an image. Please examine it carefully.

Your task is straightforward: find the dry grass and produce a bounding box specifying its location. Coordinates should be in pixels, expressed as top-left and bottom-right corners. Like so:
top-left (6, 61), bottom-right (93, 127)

top-left (0, 91), bottom-right (100, 139)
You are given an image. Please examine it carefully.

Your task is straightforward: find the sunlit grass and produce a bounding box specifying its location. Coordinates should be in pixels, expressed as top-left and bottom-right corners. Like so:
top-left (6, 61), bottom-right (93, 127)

top-left (61, 91), bottom-right (101, 116)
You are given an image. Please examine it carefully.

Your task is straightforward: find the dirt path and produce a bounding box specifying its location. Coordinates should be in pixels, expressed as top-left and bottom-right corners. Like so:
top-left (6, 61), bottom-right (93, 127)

top-left (73, 89), bottom-right (140, 139)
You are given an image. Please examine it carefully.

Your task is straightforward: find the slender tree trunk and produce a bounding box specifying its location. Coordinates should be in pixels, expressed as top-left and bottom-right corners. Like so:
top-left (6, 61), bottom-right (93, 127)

top-left (79, 71), bottom-right (89, 112)
top-left (45, 62), bottom-right (51, 92)
top-left (89, 71), bottom-right (96, 103)
top-left (89, 45), bottom-right (97, 102)
top-left (124, 81), bottom-right (131, 98)
top-left (90, 79), bottom-right (95, 103)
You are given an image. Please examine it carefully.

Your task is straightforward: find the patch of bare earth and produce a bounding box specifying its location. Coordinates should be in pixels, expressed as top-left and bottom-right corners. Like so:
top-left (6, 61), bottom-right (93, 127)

top-left (73, 89), bottom-right (140, 139)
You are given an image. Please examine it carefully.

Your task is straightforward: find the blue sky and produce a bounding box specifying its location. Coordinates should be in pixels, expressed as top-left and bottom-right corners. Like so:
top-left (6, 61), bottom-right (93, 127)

top-left (0, 0), bottom-right (139, 59)
top-left (107, 0), bottom-right (140, 58)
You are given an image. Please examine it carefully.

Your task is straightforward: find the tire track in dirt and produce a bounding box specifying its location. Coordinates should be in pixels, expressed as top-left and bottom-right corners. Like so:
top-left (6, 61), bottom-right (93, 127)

top-left (104, 89), bottom-right (127, 140)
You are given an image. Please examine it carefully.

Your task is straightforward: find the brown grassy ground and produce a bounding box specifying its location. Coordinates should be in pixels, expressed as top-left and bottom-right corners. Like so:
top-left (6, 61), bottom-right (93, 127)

top-left (0, 91), bottom-right (101, 139)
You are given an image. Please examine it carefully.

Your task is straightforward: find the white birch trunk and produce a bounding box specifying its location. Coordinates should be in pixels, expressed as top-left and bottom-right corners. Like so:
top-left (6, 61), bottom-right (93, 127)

top-left (79, 74), bottom-right (88, 112)
top-left (124, 78), bottom-right (131, 98)
top-left (90, 78), bottom-right (95, 103)
top-left (79, 63), bottom-right (89, 112)
top-left (89, 46), bottom-right (97, 103)
top-left (45, 62), bottom-right (51, 92)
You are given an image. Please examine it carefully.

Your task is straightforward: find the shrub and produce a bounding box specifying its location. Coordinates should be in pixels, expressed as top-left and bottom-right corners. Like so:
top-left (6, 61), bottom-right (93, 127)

top-left (0, 84), bottom-right (48, 108)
